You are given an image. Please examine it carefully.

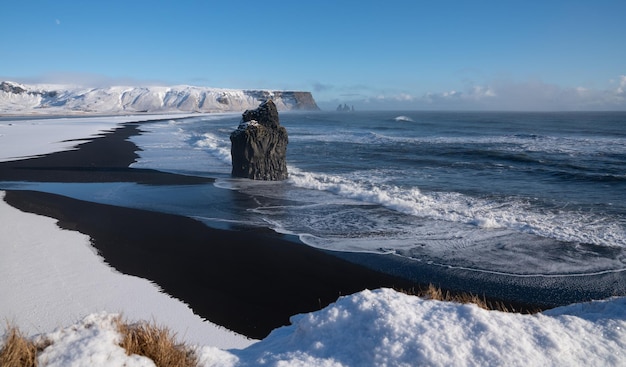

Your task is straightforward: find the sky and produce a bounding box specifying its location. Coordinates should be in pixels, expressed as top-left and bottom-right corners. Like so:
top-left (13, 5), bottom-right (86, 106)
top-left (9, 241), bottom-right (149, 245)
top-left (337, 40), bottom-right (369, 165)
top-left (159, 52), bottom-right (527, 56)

top-left (2, 0), bottom-right (626, 111)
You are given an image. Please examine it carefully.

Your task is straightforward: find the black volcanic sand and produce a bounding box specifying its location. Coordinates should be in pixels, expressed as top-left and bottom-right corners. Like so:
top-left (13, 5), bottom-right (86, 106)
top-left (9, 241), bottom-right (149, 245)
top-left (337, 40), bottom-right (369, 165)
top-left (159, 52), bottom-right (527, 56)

top-left (0, 121), bottom-right (211, 184)
top-left (2, 119), bottom-right (625, 338)
top-left (0, 121), bottom-right (419, 338)
top-left (4, 189), bottom-right (418, 339)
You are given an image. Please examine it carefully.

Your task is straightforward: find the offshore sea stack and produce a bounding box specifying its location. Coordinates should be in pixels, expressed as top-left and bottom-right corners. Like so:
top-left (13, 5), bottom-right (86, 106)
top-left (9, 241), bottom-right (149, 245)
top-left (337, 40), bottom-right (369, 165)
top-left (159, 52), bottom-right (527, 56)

top-left (230, 100), bottom-right (288, 180)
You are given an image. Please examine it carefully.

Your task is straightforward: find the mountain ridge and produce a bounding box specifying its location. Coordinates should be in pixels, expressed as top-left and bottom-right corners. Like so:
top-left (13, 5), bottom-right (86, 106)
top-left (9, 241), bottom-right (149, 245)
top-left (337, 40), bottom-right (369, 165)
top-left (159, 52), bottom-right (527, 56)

top-left (0, 81), bottom-right (319, 115)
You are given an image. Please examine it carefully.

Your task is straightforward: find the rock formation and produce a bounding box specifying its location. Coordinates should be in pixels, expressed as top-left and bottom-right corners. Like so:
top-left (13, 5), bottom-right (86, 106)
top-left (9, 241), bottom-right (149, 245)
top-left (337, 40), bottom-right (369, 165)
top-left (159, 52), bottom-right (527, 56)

top-left (230, 100), bottom-right (288, 180)
top-left (336, 103), bottom-right (354, 112)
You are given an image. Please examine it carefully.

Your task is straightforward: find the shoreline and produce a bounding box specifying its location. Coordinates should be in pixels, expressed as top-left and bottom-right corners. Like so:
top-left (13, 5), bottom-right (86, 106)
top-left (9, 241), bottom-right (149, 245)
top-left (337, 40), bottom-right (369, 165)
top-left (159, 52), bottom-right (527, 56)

top-left (4, 189), bottom-right (417, 339)
top-left (0, 121), bottom-right (212, 184)
top-left (0, 120), bottom-right (420, 339)
top-left (1, 116), bottom-right (624, 338)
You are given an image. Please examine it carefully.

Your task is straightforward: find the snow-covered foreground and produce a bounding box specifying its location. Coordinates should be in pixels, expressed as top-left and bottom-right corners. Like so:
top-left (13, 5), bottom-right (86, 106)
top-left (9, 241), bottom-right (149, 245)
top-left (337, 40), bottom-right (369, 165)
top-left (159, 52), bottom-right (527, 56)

top-left (5, 289), bottom-right (625, 366)
top-left (1, 115), bottom-right (625, 366)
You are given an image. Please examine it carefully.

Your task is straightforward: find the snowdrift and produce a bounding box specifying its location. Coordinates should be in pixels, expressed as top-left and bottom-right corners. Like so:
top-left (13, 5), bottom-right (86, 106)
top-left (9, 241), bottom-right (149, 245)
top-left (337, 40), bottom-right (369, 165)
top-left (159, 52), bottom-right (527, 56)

top-left (3, 290), bottom-right (624, 366)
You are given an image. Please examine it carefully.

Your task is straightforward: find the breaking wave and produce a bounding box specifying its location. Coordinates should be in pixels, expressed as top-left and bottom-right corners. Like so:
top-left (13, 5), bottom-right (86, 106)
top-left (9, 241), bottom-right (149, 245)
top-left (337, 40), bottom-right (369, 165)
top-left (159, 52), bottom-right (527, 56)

top-left (287, 167), bottom-right (626, 249)
top-left (394, 115), bottom-right (414, 122)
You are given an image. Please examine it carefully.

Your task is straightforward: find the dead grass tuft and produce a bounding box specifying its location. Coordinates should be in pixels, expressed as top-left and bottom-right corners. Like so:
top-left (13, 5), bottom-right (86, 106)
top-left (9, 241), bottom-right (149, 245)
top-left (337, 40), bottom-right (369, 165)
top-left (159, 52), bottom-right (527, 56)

top-left (117, 317), bottom-right (197, 367)
top-left (0, 326), bottom-right (43, 367)
top-left (397, 284), bottom-right (519, 313)
top-left (1, 318), bottom-right (198, 367)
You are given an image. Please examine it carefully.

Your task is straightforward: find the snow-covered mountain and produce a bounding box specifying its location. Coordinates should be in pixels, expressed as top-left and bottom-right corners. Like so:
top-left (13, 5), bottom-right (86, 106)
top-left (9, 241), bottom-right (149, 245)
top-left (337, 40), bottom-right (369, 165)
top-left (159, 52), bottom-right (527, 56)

top-left (0, 81), bottom-right (319, 115)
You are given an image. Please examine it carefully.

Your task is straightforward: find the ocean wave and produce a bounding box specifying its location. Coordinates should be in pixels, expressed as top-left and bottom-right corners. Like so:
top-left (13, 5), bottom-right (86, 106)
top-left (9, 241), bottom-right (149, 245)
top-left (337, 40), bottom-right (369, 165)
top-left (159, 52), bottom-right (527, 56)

top-left (192, 132), bottom-right (232, 164)
top-left (290, 131), bottom-right (626, 157)
top-left (393, 115), bottom-right (414, 122)
top-left (287, 167), bottom-right (626, 249)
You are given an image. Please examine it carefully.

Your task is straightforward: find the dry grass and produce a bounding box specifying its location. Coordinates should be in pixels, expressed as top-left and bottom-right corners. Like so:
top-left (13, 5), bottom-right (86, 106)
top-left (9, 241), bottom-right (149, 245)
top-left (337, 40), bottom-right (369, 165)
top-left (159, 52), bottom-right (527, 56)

top-left (117, 318), bottom-right (198, 367)
top-left (397, 284), bottom-right (523, 313)
top-left (1, 319), bottom-right (198, 367)
top-left (0, 326), bottom-right (42, 367)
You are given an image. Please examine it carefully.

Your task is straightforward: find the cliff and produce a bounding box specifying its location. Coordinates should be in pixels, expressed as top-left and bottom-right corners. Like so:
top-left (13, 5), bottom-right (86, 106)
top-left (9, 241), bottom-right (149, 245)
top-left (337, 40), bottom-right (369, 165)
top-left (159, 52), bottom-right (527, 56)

top-left (0, 81), bottom-right (320, 115)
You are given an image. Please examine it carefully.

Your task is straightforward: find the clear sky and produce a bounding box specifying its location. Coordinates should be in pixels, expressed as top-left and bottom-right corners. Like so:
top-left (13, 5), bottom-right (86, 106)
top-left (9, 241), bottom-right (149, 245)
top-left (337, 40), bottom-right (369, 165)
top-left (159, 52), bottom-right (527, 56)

top-left (2, 0), bottom-right (625, 110)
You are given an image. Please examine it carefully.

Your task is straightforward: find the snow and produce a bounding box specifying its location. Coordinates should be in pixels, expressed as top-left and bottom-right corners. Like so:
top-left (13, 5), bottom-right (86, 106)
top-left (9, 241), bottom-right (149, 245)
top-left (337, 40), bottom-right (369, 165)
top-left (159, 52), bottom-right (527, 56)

top-left (1, 114), bottom-right (625, 366)
top-left (228, 288), bottom-right (625, 366)
top-left (0, 81), bottom-right (312, 115)
top-left (6, 289), bottom-right (624, 366)
top-left (0, 191), bottom-right (252, 350)
top-left (0, 114), bottom-right (198, 162)
top-left (34, 314), bottom-right (156, 367)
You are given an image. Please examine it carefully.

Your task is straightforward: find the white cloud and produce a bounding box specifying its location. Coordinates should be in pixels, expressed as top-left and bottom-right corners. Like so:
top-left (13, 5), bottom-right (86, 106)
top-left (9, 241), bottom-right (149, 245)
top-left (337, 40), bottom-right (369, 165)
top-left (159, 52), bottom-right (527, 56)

top-left (617, 75), bottom-right (626, 95)
top-left (473, 85), bottom-right (496, 98)
top-left (346, 76), bottom-right (626, 111)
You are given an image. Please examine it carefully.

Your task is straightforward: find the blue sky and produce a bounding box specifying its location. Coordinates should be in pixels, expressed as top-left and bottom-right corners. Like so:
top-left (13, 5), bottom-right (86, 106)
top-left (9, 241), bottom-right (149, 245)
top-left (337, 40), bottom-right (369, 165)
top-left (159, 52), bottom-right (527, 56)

top-left (2, 0), bottom-right (625, 110)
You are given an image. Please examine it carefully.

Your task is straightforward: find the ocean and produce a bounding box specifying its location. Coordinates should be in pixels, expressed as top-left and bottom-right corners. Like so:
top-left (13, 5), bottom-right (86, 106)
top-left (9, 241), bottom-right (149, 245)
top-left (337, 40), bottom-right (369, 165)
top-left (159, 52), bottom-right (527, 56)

top-left (6, 110), bottom-right (626, 304)
top-left (127, 111), bottom-right (626, 277)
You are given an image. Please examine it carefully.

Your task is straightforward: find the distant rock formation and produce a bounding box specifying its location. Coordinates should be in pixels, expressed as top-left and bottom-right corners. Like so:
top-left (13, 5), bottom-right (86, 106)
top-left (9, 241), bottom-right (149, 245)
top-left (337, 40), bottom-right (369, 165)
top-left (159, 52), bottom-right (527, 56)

top-left (230, 100), bottom-right (288, 180)
top-left (336, 103), bottom-right (354, 112)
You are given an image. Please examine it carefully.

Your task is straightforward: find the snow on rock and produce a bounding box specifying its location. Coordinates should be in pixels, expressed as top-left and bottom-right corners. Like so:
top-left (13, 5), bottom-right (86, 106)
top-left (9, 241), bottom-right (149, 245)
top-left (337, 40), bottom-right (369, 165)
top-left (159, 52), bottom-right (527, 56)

top-left (0, 81), bottom-right (319, 114)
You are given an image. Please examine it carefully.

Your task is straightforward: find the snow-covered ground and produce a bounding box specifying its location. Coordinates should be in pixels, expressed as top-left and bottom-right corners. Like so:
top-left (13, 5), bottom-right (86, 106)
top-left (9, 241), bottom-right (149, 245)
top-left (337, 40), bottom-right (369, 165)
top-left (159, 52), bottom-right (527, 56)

top-left (1, 115), bottom-right (625, 366)
top-left (0, 190), bottom-right (252, 349)
top-left (0, 114), bottom-right (200, 162)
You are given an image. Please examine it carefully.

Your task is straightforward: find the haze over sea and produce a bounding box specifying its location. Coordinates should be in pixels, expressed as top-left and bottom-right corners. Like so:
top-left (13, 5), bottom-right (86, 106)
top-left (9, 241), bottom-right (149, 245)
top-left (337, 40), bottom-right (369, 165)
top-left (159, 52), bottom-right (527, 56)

top-left (8, 110), bottom-right (626, 305)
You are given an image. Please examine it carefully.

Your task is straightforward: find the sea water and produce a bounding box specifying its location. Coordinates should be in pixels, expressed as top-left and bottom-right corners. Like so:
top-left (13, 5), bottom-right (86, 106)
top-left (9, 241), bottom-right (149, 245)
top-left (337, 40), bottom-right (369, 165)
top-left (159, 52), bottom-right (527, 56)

top-left (126, 111), bottom-right (626, 278)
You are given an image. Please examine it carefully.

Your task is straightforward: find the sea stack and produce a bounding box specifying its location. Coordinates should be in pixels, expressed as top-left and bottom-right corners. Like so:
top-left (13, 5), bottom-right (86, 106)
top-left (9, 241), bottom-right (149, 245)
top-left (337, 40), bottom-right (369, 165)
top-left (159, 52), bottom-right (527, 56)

top-left (230, 100), bottom-right (288, 180)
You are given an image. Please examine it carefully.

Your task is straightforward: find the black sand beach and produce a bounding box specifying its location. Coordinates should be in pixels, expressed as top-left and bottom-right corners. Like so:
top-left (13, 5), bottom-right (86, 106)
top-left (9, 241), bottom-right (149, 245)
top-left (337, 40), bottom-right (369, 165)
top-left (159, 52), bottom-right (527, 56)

top-left (5, 189), bottom-right (418, 339)
top-left (0, 122), bottom-right (211, 184)
top-left (0, 121), bottom-right (419, 338)
top-left (2, 118), bottom-right (624, 338)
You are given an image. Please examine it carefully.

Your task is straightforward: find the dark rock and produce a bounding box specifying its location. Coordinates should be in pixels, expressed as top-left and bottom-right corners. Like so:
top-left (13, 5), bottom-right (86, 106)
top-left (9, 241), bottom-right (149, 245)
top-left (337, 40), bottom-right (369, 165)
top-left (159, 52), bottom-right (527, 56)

top-left (0, 81), bottom-right (27, 94)
top-left (217, 93), bottom-right (229, 105)
top-left (290, 91), bottom-right (320, 110)
top-left (336, 103), bottom-right (354, 112)
top-left (230, 100), bottom-right (289, 180)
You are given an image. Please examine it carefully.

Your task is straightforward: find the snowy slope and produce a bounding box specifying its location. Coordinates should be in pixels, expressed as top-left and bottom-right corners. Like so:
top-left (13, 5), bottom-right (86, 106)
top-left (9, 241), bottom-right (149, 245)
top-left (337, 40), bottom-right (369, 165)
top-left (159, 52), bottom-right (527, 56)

top-left (4, 291), bottom-right (624, 367)
top-left (222, 288), bottom-right (625, 366)
top-left (0, 81), bottom-right (319, 114)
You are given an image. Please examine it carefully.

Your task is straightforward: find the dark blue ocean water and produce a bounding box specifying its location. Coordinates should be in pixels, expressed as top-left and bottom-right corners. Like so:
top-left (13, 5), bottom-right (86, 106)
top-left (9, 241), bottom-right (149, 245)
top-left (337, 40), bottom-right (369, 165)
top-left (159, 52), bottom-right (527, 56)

top-left (126, 111), bottom-right (626, 278)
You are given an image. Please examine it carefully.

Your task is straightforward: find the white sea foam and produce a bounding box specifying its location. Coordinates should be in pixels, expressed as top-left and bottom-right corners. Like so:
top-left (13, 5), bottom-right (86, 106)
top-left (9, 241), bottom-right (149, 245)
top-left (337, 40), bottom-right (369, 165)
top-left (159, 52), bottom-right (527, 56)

top-left (130, 115), bottom-right (236, 175)
top-left (290, 131), bottom-right (626, 157)
top-left (193, 132), bottom-right (233, 165)
top-left (393, 115), bottom-right (414, 122)
top-left (287, 167), bottom-right (626, 249)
